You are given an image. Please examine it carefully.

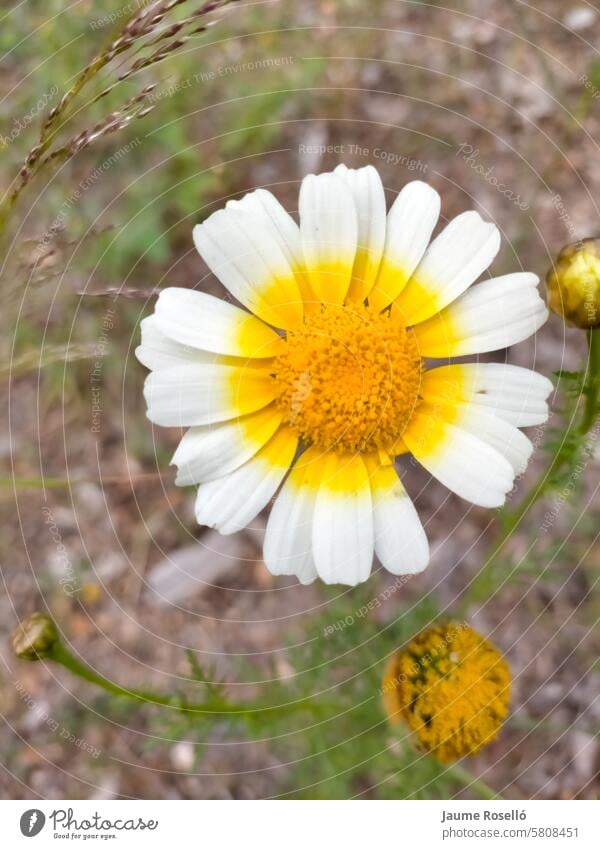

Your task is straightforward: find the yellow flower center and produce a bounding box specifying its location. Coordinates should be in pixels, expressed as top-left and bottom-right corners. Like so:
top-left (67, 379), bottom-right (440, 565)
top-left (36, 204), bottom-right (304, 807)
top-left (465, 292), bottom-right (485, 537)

top-left (272, 302), bottom-right (422, 453)
top-left (382, 623), bottom-right (511, 763)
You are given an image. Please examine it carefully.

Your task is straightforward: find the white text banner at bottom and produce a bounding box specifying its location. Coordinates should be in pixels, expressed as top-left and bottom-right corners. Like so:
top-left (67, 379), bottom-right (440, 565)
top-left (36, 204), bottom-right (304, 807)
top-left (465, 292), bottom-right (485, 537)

top-left (0, 799), bottom-right (597, 848)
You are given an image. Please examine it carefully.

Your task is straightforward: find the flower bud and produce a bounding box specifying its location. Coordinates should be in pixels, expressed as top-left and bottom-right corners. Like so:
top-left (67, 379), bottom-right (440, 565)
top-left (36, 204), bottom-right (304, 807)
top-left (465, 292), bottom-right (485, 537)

top-left (546, 238), bottom-right (600, 329)
top-left (11, 612), bottom-right (60, 661)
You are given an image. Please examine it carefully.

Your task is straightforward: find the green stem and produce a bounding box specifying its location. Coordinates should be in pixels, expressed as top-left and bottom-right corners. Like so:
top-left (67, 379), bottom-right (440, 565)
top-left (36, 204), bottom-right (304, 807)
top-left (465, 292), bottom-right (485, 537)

top-left (448, 762), bottom-right (501, 800)
top-left (49, 642), bottom-right (324, 719)
top-left (51, 642), bottom-right (175, 706)
top-left (579, 327), bottom-right (600, 435)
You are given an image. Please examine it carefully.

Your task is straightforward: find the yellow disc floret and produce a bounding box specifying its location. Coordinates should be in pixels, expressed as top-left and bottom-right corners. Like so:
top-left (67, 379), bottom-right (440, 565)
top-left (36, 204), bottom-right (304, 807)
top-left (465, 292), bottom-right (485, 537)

top-left (272, 302), bottom-right (422, 453)
top-left (382, 622), bottom-right (511, 762)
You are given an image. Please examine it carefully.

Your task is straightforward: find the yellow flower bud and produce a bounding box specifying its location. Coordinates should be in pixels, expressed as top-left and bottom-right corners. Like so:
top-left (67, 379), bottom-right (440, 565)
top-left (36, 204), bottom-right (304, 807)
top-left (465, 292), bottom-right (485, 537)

top-left (546, 239), bottom-right (600, 329)
top-left (11, 612), bottom-right (60, 661)
top-left (382, 622), bottom-right (510, 762)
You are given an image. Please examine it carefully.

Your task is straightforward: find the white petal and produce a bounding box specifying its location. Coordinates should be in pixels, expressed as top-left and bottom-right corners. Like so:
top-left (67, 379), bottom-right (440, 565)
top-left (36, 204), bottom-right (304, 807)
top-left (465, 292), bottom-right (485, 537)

top-left (227, 188), bottom-right (303, 272)
top-left (263, 449), bottom-right (321, 585)
top-left (334, 164), bottom-right (386, 302)
top-left (295, 557), bottom-right (319, 586)
top-left (153, 287), bottom-right (282, 358)
top-left (395, 210), bottom-right (500, 324)
top-left (193, 207), bottom-right (303, 329)
top-left (421, 363), bottom-right (553, 426)
top-left (135, 315), bottom-right (217, 370)
top-left (172, 406), bottom-right (282, 485)
top-left (143, 362), bottom-right (275, 427)
top-left (227, 189), bottom-right (316, 307)
top-left (413, 272), bottom-right (548, 357)
top-left (403, 406), bottom-right (515, 507)
top-left (369, 181), bottom-right (440, 310)
top-left (195, 426), bottom-right (298, 534)
top-left (299, 172), bottom-right (358, 305)
top-left (365, 457), bottom-right (429, 575)
top-left (453, 404), bottom-right (533, 474)
top-left (312, 453), bottom-right (374, 586)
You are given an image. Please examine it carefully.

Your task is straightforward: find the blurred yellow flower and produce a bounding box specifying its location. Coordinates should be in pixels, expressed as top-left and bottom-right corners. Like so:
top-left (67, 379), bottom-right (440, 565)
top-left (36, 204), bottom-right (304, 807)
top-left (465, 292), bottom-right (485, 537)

top-left (546, 238), bottom-right (600, 329)
top-left (382, 622), bottom-right (510, 762)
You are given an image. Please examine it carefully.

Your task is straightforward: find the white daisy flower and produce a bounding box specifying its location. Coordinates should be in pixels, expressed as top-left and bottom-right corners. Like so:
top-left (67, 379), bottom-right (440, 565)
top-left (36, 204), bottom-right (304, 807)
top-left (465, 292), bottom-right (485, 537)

top-left (136, 164), bottom-right (551, 587)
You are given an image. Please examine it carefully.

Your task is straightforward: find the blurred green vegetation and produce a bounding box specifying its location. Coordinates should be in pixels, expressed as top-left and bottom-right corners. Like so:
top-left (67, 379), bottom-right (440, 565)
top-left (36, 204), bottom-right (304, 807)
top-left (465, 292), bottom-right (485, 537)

top-left (93, 588), bottom-right (467, 799)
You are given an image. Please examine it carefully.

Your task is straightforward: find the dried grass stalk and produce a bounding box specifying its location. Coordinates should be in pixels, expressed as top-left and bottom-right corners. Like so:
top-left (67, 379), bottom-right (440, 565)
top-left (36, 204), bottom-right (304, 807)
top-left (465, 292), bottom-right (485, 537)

top-left (0, 0), bottom-right (237, 233)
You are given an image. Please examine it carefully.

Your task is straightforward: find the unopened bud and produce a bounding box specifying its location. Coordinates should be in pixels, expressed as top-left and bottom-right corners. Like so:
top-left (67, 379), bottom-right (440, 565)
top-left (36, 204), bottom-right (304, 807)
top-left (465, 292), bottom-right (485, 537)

top-left (11, 613), bottom-right (59, 661)
top-left (546, 238), bottom-right (600, 329)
